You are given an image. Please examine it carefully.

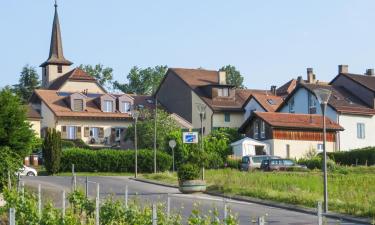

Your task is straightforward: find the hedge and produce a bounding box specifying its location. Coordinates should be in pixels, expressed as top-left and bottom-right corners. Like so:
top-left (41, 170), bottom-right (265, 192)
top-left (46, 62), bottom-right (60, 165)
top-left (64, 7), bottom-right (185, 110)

top-left (326, 147), bottom-right (375, 166)
top-left (60, 148), bottom-right (172, 173)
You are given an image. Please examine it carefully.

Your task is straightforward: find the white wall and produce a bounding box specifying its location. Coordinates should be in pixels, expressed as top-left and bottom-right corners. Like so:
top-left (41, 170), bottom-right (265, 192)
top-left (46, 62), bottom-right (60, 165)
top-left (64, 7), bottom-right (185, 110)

top-left (41, 102), bottom-right (56, 129)
top-left (243, 98), bottom-right (265, 120)
top-left (338, 114), bottom-right (375, 150)
top-left (212, 112), bottom-right (244, 128)
top-left (60, 81), bottom-right (105, 94)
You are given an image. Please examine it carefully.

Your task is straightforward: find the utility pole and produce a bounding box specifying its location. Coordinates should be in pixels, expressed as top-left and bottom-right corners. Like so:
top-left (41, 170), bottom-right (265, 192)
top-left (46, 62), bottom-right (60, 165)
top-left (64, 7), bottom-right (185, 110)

top-left (154, 98), bottom-right (157, 174)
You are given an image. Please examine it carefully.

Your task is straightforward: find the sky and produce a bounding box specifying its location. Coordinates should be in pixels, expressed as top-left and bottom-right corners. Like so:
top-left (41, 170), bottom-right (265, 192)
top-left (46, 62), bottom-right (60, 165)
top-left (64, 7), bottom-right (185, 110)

top-left (1, 1), bottom-right (375, 90)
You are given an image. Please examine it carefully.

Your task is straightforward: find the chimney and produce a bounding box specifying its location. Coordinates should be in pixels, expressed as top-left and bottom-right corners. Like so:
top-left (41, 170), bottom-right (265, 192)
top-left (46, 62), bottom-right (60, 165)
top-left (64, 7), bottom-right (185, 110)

top-left (306, 68), bottom-right (316, 84)
top-left (270, 85), bottom-right (277, 95)
top-left (297, 76), bottom-right (304, 84)
top-left (365, 69), bottom-right (374, 76)
top-left (218, 71), bottom-right (226, 85)
top-left (338, 65), bottom-right (348, 74)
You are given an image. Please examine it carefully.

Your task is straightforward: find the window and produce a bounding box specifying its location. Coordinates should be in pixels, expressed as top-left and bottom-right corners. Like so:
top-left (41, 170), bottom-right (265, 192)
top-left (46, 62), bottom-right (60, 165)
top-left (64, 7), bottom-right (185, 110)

top-left (260, 121), bottom-right (265, 138)
top-left (223, 88), bottom-right (229, 96)
top-left (283, 160), bottom-right (294, 166)
top-left (289, 97), bottom-right (295, 113)
top-left (73, 99), bottom-right (84, 111)
top-left (308, 93), bottom-right (317, 114)
top-left (57, 65), bottom-right (63, 73)
top-left (90, 127), bottom-right (99, 138)
top-left (224, 113), bottom-right (230, 122)
top-left (317, 144), bottom-right (323, 152)
top-left (267, 99), bottom-right (275, 105)
top-left (122, 101), bottom-right (131, 113)
top-left (115, 128), bottom-right (123, 139)
top-left (357, 123), bottom-right (365, 139)
top-left (218, 88), bottom-right (229, 97)
top-left (286, 144), bottom-right (290, 158)
top-left (67, 126), bottom-right (76, 140)
top-left (104, 100), bottom-right (113, 112)
top-left (253, 121), bottom-right (259, 139)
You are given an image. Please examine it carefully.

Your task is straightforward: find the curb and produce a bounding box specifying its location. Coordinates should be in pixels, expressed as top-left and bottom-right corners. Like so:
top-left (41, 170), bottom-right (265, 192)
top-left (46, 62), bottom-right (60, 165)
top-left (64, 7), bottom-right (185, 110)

top-left (132, 178), bottom-right (372, 225)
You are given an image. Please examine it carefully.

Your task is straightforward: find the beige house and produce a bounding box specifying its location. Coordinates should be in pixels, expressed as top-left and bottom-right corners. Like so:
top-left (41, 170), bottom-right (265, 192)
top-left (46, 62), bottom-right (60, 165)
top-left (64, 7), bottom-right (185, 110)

top-left (26, 105), bottom-right (42, 137)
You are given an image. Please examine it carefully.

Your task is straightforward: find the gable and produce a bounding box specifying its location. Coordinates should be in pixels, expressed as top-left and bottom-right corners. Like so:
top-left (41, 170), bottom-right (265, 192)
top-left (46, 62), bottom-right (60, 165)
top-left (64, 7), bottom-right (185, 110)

top-left (60, 80), bottom-right (106, 94)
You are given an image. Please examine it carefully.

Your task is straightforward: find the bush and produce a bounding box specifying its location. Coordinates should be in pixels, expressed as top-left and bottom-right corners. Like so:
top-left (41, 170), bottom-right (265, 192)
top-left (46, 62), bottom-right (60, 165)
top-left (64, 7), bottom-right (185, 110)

top-left (225, 158), bottom-right (241, 169)
top-left (60, 148), bottom-right (172, 173)
top-left (42, 128), bottom-right (62, 174)
top-left (298, 156), bottom-right (336, 170)
top-left (61, 140), bottom-right (76, 149)
top-left (177, 163), bottom-right (200, 181)
top-left (0, 146), bottom-right (22, 191)
top-left (326, 147), bottom-right (375, 166)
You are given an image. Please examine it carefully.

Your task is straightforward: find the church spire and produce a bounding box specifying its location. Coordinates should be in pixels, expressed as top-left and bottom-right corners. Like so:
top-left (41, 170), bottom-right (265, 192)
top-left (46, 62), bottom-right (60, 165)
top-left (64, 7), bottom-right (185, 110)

top-left (40, 1), bottom-right (72, 67)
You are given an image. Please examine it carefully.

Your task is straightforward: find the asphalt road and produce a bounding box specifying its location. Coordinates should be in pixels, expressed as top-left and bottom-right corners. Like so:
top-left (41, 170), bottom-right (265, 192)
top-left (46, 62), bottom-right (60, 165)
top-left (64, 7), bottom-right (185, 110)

top-left (22, 176), bottom-right (364, 225)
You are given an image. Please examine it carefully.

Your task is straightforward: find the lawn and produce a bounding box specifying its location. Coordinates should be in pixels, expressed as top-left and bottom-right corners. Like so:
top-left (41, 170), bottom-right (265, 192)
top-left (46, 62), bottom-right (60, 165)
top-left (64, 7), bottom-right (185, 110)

top-left (142, 168), bottom-right (375, 218)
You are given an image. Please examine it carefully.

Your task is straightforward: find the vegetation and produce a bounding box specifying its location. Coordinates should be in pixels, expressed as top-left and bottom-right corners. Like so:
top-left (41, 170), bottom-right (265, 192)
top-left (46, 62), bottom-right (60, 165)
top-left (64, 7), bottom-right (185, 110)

top-left (0, 188), bottom-right (238, 225)
top-left (177, 163), bottom-right (200, 181)
top-left (12, 65), bottom-right (40, 103)
top-left (42, 128), bottom-right (62, 175)
top-left (79, 64), bottom-right (113, 90)
top-left (60, 148), bottom-right (172, 173)
top-left (113, 65), bottom-right (168, 95)
top-left (0, 147), bottom-right (22, 191)
top-left (327, 147), bottom-right (375, 166)
top-left (143, 168), bottom-right (375, 218)
top-left (219, 65), bottom-right (245, 88)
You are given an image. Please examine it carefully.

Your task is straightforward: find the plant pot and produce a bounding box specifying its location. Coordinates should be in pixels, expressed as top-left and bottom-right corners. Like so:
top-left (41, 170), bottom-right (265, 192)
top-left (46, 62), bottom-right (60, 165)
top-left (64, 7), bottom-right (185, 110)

top-left (179, 180), bottom-right (206, 193)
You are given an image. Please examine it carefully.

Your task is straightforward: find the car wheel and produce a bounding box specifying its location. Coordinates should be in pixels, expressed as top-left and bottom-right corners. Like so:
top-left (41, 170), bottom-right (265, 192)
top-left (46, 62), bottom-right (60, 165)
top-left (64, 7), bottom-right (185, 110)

top-left (27, 172), bottom-right (35, 176)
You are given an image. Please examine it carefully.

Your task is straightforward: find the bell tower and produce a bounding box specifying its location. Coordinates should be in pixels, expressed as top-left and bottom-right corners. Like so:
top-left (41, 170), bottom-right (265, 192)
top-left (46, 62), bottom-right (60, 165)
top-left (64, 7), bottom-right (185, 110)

top-left (40, 1), bottom-right (72, 88)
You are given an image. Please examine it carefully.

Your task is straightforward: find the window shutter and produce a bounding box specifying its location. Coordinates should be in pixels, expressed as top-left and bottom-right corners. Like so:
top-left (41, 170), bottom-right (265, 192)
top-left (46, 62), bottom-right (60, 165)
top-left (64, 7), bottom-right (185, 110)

top-left (99, 128), bottom-right (104, 138)
top-left (61, 126), bottom-right (67, 139)
top-left (76, 127), bottom-right (82, 138)
top-left (84, 127), bottom-right (90, 137)
top-left (73, 99), bottom-right (84, 111)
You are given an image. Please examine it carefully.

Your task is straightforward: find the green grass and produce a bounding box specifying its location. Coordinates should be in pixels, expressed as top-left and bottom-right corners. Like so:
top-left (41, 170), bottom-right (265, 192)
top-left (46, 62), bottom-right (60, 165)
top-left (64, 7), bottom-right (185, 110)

top-left (143, 169), bottom-right (375, 218)
top-left (56, 172), bottom-right (134, 176)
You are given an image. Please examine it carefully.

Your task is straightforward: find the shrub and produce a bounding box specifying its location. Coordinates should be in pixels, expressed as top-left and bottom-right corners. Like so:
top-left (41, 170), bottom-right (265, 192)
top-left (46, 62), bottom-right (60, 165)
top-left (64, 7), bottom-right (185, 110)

top-left (326, 147), bottom-right (375, 166)
top-left (61, 140), bottom-right (76, 149)
top-left (225, 158), bottom-right (241, 169)
top-left (60, 148), bottom-right (172, 173)
top-left (0, 146), bottom-right (22, 191)
top-left (177, 163), bottom-right (200, 181)
top-left (298, 156), bottom-right (336, 170)
top-left (42, 128), bottom-right (62, 174)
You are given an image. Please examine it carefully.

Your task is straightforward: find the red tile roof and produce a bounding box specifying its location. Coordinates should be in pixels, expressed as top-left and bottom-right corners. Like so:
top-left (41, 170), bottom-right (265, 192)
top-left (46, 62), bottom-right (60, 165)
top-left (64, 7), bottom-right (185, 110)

top-left (48, 68), bottom-right (98, 90)
top-left (26, 105), bottom-right (42, 120)
top-left (276, 79), bottom-right (297, 97)
top-left (250, 93), bottom-right (284, 112)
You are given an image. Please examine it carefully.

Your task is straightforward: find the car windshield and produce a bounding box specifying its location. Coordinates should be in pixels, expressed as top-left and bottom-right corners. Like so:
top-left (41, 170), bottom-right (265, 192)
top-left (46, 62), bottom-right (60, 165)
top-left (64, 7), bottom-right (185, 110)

top-left (242, 157), bottom-right (249, 163)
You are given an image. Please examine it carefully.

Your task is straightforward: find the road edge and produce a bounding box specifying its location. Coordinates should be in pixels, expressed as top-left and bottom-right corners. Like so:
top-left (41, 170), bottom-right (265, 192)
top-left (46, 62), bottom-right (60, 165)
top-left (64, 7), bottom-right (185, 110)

top-left (131, 177), bottom-right (372, 225)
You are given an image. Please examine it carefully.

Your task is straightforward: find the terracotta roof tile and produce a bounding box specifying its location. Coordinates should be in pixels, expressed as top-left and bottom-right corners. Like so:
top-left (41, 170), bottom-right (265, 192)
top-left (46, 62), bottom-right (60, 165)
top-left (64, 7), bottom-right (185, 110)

top-left (251, 93), bottom-right (283, 112)
top-left (276, 79), bottom-right (297, 97)
top-left (26, 105), bottom-right (42, 120)
top-left (48, 68), bottom-right (96, 90)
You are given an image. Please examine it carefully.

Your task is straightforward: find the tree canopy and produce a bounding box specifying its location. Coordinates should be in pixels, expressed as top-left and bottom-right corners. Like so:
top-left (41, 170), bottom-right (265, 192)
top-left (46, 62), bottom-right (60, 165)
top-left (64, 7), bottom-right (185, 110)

top-left (12, 65), bottom-right (40, 103)
top-left (79, 64), bottom-right (114, 90)
top-left (113, 65), bottom-right (168, 95)
top-left (219, 65), bottom-right (245, 88)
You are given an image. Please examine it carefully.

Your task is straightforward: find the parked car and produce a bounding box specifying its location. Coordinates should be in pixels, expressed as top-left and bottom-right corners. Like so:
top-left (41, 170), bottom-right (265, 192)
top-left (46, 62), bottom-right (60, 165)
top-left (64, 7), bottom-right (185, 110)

top-left (17, 166), bottom-right (38, 176)
top-left (260, 158), bottom-right (307, 171)
top-left (241, 155), bottom-right (281, 171)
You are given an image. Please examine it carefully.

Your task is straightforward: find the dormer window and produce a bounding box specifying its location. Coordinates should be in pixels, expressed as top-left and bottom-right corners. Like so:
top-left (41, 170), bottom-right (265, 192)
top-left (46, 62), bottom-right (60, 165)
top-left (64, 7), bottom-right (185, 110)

top-left (103, 100), bottom-right (113, 112)
top-left (73, 99), bottom-right (84, 111)
top-left (218, 88), bottom-right (229, 97)
top-left (57, 65), bottom-right (63, 73)
top-left (122, 101), bottom-right (131, 113)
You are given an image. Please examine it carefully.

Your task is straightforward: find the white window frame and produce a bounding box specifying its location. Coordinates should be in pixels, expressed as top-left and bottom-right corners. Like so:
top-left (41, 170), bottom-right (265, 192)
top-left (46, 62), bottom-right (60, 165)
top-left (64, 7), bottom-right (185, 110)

top-left (104, 100), bottom-right (113, 112)
top-left (357, 123), bottom-right (365, 139)
top-left (308, 93), bottom-right (317, 114)
top-left (223, 88), bottom-right (229, 97)
top-left (90, 127), bottom-right (99, 138)
top-left (218, 88), bottom-right (223, 97)
top-left (122, 101), bottom-right (131, 113)
top-left (67, 126), bottom-right (76, 140)
top-left (317, 143), bottom-right (324, 152)
top-left (260, 121), bottom-right (265, 138)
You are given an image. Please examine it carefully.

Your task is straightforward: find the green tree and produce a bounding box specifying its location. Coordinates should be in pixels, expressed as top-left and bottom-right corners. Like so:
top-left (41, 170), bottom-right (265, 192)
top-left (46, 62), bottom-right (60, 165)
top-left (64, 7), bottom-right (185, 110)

top-left (219, 65), bottom-right (245, 88)
top-left (12, 65), bottom-right (40, 102)
top-left (0, 146), bottom-right (23, 190)
top-left (113, 65), bottom-right (168, 95)
top-left (42, 128), bottom-right (62, 174)
top-left (0, 88), bottom-right (35, 158)
top-left (125, 108), bottom-right (179, 149)
top-left (79, 64), bottom-right (114, 90)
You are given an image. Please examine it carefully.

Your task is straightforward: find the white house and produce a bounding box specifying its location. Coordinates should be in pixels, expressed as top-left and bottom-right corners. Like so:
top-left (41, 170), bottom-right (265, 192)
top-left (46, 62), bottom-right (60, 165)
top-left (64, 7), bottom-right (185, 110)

top-left (230, 137), bottom-right (270, 157)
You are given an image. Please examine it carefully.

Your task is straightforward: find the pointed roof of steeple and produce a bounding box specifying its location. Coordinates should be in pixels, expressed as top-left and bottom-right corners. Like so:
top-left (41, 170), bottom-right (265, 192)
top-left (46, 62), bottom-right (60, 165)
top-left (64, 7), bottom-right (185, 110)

top-left (40, 2), bottom-right (72, 67)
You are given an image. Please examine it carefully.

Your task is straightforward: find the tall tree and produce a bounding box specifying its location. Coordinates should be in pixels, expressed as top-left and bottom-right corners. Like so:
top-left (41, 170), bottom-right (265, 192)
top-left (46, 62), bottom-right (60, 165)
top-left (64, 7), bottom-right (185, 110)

top-left (79, 64), bottom-right (114, 90)
top-left (12, 65), bottom-right (40, 102)
top-left (113, 65), bottom-right (168, 95)
top-left (219, 65), bottom-right (245, 88)
top-left (42, 128), bottom-right (62, 175)
top-left (0, 88), bottom-right (35, 158)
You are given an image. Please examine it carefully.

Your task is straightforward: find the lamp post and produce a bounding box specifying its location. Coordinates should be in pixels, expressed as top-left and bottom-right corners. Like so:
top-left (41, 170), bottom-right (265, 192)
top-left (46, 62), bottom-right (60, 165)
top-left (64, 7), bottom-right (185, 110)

top-left (132, 108), bottom-right (140, 178)
top-left (168, 140), bottom-right (176, 173)
top-left (313, 88), bottom-right (332, 213)
top-left (196, 103), bottom-right (207, 180)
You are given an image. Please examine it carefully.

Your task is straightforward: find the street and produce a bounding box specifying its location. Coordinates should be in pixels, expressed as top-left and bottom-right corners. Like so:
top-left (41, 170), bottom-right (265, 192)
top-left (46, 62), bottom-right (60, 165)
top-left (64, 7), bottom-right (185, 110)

top-left (22, 176), bottom-right (363, 225)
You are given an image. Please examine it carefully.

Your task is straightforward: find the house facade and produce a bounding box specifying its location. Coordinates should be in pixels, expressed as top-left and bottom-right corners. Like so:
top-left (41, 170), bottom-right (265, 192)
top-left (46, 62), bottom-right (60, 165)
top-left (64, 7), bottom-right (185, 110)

top-left (239, 112), bottom-right (343, 159)
top-left (278, 65), bottom-right (375, 151)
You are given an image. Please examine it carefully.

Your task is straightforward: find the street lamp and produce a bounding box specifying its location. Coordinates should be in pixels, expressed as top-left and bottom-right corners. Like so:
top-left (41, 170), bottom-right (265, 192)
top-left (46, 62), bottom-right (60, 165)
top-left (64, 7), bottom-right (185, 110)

top-left (131, 108), bottom-right (140, 178)
top-left (196, 103), bottom-right (206, 180)
top-left (313, 88), bottom-right (332, 213)
top-left (169, 140), bottom-right (176, 173)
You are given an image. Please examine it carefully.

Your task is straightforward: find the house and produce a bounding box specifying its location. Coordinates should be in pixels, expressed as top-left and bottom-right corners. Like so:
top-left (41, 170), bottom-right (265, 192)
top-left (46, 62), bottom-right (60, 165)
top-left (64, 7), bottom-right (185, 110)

top-left (278, 65), bottom-right (375, 151)
top-left (239, 112), bottom-right (343, 159)
top-left (26, 105), bottom-right (42, 137)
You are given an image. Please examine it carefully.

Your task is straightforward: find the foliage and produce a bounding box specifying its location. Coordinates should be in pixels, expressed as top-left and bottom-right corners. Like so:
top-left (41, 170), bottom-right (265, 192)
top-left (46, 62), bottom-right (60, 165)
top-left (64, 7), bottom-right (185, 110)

top-left (297, 156), bottom-right (336, 170)
top-left (125, 108), bottom-right (180, 149)
top-left (0, 147), bottom-right (22, 191)
top-left (61, 140), bottom-right (76, 149)
top-left (204, 128), bottom-right (242, 161)
top-left (30, 137), bottom-right (43, 153)
top-left (60, 148), bottom-right (172, 173)
top-left (42, 128), bottom-right (62, 174)
top-left (188, 203), bottom-right (238, 225)
top-left (79, 64), bottom-right (113, 90)
top-left (219, 65), bottom-right (245, 88)
top-left (61, 139), bottom-right (91, 149)
top-left (113, 65), bottom-right (168, 95)
top-left (326, 147), bottom-right (375, 166)
top-left (0, 88), bottom-right (35, 158)
top-left (12, 65), bottom-right (40, 103)
top-left (177, 163), bottom-right (200, 181)
top-left (225, 158), bottom-right (241, 169)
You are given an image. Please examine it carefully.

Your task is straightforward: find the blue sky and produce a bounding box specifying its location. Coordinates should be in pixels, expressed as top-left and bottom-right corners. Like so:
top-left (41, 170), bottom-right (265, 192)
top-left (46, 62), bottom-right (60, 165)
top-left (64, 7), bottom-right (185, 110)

top-left (1, 1), bottom-right (375, 89)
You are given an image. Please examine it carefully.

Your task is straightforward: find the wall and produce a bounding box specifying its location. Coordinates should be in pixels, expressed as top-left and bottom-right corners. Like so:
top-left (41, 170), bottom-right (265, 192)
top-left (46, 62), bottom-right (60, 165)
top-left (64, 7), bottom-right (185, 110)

top-left (40, 102), bottom-right (56, 129)
top-left (243, 98), bottom-right (265, 120)
top-left (60, 81), bottom-right (105, 94)
top-left (43, 65), bottom-right (71, 88)
top-left (279, 88), bottom-right (337, 121)
top-left (191, 91), bottom-right (213, 135)
top-left (264, 139), bottom-right (336, 159)
top-left (28, 120), bottom-right (41, 137)
top-left (338, 114), bottom-right (375, 150)
top-left (212, 112), bottom-right (244, 128)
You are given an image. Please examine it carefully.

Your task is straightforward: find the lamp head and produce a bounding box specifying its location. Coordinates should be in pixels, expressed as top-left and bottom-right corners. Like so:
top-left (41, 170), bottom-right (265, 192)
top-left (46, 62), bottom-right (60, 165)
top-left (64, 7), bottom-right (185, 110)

top-left (313, 88), bottom-right (331, 105)
top-left (196, 103), bottom-right (207, 115)
top-left (131, 108), bottom-right (140, 119)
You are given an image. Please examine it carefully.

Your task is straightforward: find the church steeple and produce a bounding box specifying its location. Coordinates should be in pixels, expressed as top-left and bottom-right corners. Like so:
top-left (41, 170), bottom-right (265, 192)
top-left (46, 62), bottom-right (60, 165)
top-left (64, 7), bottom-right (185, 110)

top-left (40, 1), bottom-right (72, 67)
